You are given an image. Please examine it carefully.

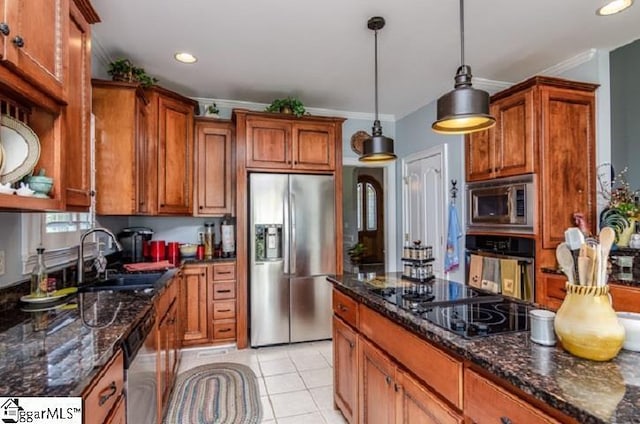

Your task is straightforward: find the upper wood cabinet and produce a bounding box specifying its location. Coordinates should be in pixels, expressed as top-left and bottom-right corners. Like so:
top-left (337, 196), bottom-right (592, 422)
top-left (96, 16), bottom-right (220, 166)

top-left (64, 0), bottom-right (99, 209)
top-left (195, 118), bottom-right (234, 216)
top-left (0, 0), bottom-right (67, 101)
top-left (239, 110), bottom-right (341, 172)
top-left (146, 87), bottom-right (197, 215)
top-left (466, 89), bottom-right (534, 181)
top-left (93, 80), bottom-right (151, 215)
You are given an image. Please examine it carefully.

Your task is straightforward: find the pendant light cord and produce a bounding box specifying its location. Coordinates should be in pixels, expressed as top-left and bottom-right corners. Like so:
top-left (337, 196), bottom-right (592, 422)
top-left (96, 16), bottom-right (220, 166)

top-left (459, 0), bottom-right (465, 67)
top-left (374, 29), bottom-right (379, 122)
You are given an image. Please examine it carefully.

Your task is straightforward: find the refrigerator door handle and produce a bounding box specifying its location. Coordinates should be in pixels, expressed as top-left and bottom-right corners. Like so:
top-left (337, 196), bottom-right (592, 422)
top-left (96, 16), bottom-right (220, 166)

top-left (283, 190), bottom-right (290, 275)
top-left (290, 192), bottom-right (296, 275)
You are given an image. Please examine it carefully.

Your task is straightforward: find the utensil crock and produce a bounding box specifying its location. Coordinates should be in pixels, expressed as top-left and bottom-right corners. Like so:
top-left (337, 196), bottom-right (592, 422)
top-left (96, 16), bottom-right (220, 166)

top-left (554, 282), bottom-right (625, 361)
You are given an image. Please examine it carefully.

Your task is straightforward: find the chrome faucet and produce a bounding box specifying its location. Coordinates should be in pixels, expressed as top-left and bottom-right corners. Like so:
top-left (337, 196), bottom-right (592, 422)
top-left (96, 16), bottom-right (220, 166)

top-left (78, 227), bottom-right (122, 285)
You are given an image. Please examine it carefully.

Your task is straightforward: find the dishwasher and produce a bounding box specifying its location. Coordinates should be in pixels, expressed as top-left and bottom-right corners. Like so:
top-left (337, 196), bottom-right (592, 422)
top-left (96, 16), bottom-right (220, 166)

top-left (123, 309), bottom-right (158, 424)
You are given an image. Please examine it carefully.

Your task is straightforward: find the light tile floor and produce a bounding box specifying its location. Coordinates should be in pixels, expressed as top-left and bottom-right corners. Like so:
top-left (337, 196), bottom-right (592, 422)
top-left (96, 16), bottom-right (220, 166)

top-left (178, 340), bottom-right (347, 424)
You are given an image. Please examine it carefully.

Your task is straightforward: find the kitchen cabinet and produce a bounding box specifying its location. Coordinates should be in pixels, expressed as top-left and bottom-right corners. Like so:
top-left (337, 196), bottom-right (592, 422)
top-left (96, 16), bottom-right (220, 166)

top-left (211, 262), bottom-right (237, 342)
top-left (195, 118), bottom-right (234, 216)
top-left (93, 80), bottom-right (151, 215)
top-left (146, 86), bottom-right (197, 215)
top-left (181, 264), bottom-right (209, 345)
top-left (104, 394), bottom-right (125, 424)
top-left (64, 0), bottom-right (99, 209)
top-left (466, 89), bottom-right (534, 181)
top-left (0, 0), bottom-right (66, 101)
top-left (82, 349), bottom-right (125, 424)
top-left (156, 274), bottom-right (180, 422)
top-left (333, 316), bottom-right (358, 423)
top-left (359, 337), bottom-right (396, 424)
top-left (464, 368), bottom-right (561, 424)
top-left (396, 368), bottom-right (463, 424)
top-left (239, 111), bottom-right (340, 172)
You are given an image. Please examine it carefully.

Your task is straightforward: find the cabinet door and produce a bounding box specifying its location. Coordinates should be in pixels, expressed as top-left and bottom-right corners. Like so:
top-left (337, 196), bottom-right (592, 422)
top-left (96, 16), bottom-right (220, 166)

top-left (136, 95), bottom-right (153, 214)
top-left (493, 90), bottom-right (535, 178)
top-left (64, 1), bottom-right (91, 209)
top-left (359, 338), bottom-right (396, 424)
top-left (292, 122), bottom-right (335, 170)
top-left (333, 316), bottom-right (358, 424)
top-left (245, 118), bottom-right (291, 169)
top-left (167, 299), bottom-right (179, 383)
top-left (181, 266), bottom-right (209, 344)
top-left (157, 95), bottom-right (194, 214)
top-left (395, 369), bottom-right (463, 424)
top-left (195, 120), bottom-right (234, 215)
top-left (465, 127), bottom-right (494, 182)
top-left (157, 311), bottom-right (170, 414)
top-left (1, 0), bottom-right (66, 100)
top-left (539, 87), bottom-right (596, 248)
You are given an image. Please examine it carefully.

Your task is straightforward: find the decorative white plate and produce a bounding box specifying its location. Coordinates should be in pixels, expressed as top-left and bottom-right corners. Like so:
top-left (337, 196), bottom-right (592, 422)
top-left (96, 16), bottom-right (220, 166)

top-left (0, 143), bottom-right (5, 175)
top-left (0, 115), bottom-right (41, 184)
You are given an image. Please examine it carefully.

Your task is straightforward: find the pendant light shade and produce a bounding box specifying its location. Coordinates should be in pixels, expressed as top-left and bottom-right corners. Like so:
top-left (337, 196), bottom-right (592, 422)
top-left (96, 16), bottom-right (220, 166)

top-left (360, 16), bottom-right (397, 163)
top-left (432, 0), bottom-right (495, 135)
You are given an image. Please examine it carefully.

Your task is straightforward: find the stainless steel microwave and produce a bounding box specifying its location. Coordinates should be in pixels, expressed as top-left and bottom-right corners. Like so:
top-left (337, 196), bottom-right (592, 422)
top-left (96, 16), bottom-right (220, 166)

top-left (467, 175), bottom-right (535, 233)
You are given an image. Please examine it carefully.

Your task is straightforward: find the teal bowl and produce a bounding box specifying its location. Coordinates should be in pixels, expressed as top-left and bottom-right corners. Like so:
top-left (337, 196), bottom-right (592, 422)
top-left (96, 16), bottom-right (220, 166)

top-left (26, 176), bottom-right (53, 197)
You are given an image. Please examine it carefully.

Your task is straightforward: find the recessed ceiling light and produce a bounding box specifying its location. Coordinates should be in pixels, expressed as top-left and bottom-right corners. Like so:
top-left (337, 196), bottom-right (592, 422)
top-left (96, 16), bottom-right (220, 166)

top-left (174, 52), bottom-right (197, 64)
top-left (596, 0), bottom-right (634, 16)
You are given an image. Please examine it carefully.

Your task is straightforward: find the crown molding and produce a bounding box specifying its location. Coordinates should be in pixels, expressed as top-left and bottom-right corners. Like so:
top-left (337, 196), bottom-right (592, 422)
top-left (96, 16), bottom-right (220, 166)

top-left (474, 77), bottom-right (513, 93)
top-left (191, 96), bottom-right (396, 122)
top-left (538, 49), bottom-right (597, 77)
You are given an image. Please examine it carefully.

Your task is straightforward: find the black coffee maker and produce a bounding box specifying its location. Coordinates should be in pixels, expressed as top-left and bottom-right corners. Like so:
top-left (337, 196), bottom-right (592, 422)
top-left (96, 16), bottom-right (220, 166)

top-left (117, 227), bottom-right (154, 263)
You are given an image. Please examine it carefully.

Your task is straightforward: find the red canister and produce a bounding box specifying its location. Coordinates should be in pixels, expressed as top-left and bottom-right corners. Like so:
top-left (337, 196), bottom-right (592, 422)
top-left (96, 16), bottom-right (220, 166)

top-left (196, 244), bottom-right (205, 260)
top-left (166, 242), bottom-right (180, 266)
top-left (149, 240), bottom-right (166, 262)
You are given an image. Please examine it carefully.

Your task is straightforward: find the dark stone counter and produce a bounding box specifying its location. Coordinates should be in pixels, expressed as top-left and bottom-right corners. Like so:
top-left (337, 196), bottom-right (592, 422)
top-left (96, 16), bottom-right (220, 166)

top-left (328, 273), bottom-right (640, 424)
top-left (0, 272), bottom-right (176, 397)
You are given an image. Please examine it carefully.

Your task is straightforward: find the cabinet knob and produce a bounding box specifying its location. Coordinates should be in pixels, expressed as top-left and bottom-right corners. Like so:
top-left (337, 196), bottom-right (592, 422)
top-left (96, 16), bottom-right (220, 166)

top-left (12, 35), bottom-right (24, 48)
top-left (500, 417), bottom-right (513, 424)
top-left (385, 375), bottom-right (392, 386)
top-left (199, 206), bottom-right (203, 209)
top-left (348, 341), bottom-right (354, 349)
top-left (160, 204), bottom-right (165, 207)
top-left (0, 22), bottom-right (9, 36)
top-left (201, 273), bottom-right (205, 277)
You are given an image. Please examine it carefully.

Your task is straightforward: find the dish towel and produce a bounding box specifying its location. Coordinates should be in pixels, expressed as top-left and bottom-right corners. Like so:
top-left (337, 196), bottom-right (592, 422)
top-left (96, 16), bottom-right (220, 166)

top-left (481, 257), bottom-right (501, 293)
top-left (468, 254), bottom-right (484, 288)
top-left (499, 259), bottom-right (521, 299)
top-left (444, 203), bottom-right (462, 272)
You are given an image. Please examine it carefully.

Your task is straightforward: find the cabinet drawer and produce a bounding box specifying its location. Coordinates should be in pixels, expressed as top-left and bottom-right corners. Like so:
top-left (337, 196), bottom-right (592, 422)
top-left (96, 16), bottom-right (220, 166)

top-left (546, 276), bottom-right (567, 301)
top-left (333, 289), bottom-right (358, 328)
top-left (213, 281), bottom-right (236, 300)
top-left (213, 320), bottom-right (236, 339)
top-left (465, 369), bottom-right (561, 424)
top-left (213, 300), bottom-right (236, 320)
top-left (83, 350), bottom-right (124, 424)
top-left (213, 263), bottom-right (236, 280)
top-left (610, 284), bottom-right (640, 313)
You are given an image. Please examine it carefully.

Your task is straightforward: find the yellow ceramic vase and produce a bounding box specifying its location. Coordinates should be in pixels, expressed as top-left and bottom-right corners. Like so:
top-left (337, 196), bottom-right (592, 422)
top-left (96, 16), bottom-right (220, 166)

top-left (554, 283), bottom-right (625, 361)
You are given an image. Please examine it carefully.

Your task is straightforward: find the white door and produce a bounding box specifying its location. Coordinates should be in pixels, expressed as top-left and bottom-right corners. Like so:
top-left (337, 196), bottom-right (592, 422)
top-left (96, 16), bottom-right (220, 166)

top-left (402, 146), bottom-right (447, 277)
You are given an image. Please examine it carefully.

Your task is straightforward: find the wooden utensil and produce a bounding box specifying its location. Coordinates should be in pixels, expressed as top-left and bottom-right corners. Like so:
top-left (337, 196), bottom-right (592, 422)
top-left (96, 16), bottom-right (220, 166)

top-left (578, 256), bottom-right (591, 286)
top-left (556, 242), bottom-right (575, 285)
top-left (599, 227), bottom-right (616, 286)
top-left (584, 244), bottom-right (598, 286)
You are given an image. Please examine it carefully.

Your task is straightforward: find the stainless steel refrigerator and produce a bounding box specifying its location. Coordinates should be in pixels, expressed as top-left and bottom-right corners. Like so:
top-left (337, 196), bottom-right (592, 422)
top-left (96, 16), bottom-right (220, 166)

top-left (249, 173), bottom-right (335, 347)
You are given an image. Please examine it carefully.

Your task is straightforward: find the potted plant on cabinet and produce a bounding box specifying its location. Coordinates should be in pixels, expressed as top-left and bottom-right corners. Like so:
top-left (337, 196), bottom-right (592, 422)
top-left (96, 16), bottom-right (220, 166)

top-left (203, 103), bottom-right (220, 118)
top-left (265, 97), bottom-right (306, 117)
top-left (107, 58), bottom-right (158, 88)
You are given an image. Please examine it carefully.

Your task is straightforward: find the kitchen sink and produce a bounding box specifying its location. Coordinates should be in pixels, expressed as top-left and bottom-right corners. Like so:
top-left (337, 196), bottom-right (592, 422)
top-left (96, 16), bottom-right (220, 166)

top-left (78, 272), bottom-right (164, 292)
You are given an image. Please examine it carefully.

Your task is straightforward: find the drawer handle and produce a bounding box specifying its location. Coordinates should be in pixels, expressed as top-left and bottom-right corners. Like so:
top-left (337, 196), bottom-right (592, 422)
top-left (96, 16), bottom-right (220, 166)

top-left (218, 309), bottom-right (232, 312)
top-left (217, 289), bottom-right (232, 293)
top-left (219, 328), bottom-right (232, 333)
top-left (338, 304), bottom-right (348, 312)
top-left (217, 271), bottom-right (232, 274)
top-left (98, 381), bottom-right (117, 406)
top-left (500, 417), bottom-right (513, 424)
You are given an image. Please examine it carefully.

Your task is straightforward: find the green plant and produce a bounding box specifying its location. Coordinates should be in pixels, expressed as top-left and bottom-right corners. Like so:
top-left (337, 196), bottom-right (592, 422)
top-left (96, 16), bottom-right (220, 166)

top-left (265, 97), bottom-right (306, 117)
top-left (348, 243), bottom-right (366, 265)
top-left (600, 208), bottom-right (630, 242)
top-left (107, 58), bottom-right (158, 88)
top-left (206, 103), bottom-right (220, 114)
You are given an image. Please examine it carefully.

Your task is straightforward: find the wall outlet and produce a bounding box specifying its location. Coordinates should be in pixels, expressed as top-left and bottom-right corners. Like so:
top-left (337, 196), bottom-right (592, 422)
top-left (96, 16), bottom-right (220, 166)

top-left (0, 250), bottom-right (5, 276)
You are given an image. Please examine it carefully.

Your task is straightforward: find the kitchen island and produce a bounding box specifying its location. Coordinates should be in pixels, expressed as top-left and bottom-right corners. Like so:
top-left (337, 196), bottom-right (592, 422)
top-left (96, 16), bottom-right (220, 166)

top-left (329, 273), bottom-right (640, 424)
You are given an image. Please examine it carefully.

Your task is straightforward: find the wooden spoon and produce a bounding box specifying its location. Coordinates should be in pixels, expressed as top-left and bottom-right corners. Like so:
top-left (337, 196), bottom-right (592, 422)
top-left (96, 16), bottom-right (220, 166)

top-left (556, 242), bottom-right (575, 284)
top-left (578, 256), bottom-right (591, 286)
top-left (599, 227), bottom-right (616, 286)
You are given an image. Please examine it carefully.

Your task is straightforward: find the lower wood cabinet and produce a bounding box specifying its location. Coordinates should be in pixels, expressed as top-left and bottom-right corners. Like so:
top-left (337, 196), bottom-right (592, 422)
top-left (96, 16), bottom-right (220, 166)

top-left (333, 316), bottom-right (358, 423)
top-left (104, 394), bottom-right (126, 424)
top-left (359, 337), bottom-right (397, 424)
top-left (156, 274), bottom-right (181, 422)
top-left (82, 350), bottom-right (125, 424)
top-left (181, 261), bottom-right (237, 346)
top-left (396, 369), bottom-right (463, 424)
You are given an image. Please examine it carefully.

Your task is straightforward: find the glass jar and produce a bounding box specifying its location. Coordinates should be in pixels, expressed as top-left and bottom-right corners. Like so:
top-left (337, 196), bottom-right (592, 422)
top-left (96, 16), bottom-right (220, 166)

top-left (30, 247), bottom-right (49, 298)
top-left (204, 222), bottom-right (214, 259)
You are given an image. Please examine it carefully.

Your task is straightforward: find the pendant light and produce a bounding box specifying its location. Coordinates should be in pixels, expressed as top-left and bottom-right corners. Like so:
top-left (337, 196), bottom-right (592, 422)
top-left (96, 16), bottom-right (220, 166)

top-left (432, 0), bottom-right (495, 134)
top-left (360, 16), bottom-right (397, 162)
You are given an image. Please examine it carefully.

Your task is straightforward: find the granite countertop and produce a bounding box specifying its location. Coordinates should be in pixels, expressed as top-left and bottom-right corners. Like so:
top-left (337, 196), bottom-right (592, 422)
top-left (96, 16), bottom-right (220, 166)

top-left (0, 269), bottom-right (178, 397)
top-left (328, 273), bottom-right (640, 424)
top-left (181, 257), bottom-right (236, 265)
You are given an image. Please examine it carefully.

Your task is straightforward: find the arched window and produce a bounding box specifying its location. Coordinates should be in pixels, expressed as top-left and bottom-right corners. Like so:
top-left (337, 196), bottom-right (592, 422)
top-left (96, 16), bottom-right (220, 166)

top-left (357, 180), bottom-right (378, 231)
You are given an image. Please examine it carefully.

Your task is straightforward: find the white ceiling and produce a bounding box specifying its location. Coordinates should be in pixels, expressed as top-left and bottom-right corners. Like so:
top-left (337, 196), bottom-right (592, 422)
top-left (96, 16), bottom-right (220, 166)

top-left (91, 0), bottom-right (640, 119)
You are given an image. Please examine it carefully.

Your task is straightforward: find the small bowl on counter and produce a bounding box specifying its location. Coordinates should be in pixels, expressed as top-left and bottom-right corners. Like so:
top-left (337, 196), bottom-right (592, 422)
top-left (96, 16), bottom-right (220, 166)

top-left (179, 243), bottom-right (198, 258)
top-left (617, 312), bottom-right (640, 351)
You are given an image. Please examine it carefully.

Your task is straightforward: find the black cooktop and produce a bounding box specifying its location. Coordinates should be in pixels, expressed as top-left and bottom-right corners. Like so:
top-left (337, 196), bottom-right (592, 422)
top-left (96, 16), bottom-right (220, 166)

top-left (366, 279), bottom-right (530, 338)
